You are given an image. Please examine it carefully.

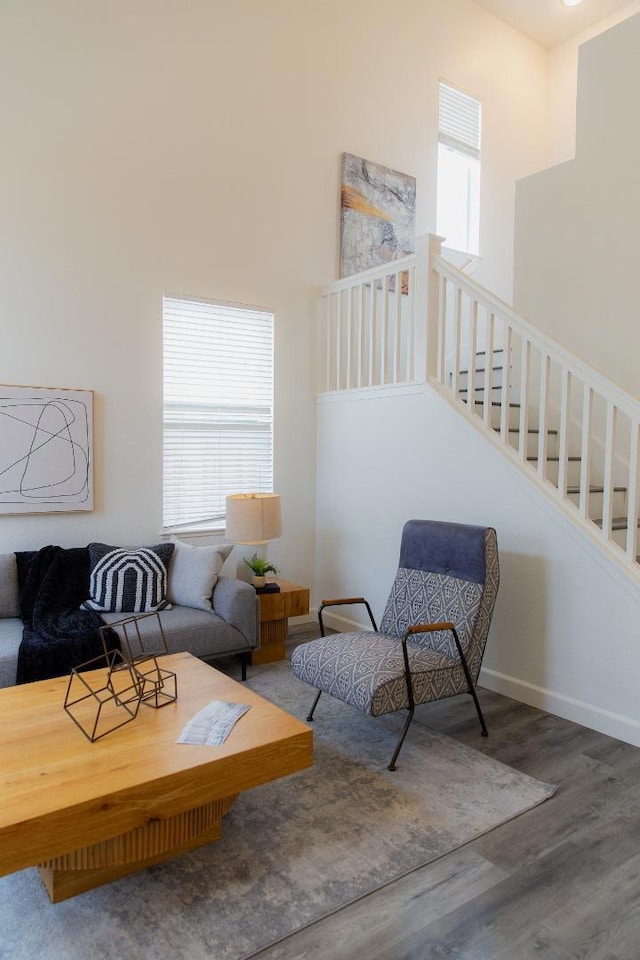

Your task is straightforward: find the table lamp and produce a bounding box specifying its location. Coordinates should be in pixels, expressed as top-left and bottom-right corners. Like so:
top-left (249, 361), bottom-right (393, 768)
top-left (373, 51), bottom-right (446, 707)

top-left (225, 493), bottom-right (282, 581)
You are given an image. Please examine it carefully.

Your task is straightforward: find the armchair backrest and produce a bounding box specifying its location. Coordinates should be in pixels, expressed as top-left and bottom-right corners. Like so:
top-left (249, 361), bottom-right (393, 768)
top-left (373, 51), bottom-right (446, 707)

top-left (379, 520), bottom-right (499, 678)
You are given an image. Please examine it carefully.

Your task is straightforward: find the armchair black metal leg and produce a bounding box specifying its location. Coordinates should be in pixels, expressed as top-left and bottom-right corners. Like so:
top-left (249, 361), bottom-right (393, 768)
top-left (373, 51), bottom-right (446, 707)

top-left (388, 707), bottom-right (415, 772)
top-left (446, 624), bottom-right (488, 738)
top-left (469, 687), bottom-right (488, 737)
top-left (307, 688), bottom-right (322, 722)
top-left (240, 652), bottom-right (249, 682)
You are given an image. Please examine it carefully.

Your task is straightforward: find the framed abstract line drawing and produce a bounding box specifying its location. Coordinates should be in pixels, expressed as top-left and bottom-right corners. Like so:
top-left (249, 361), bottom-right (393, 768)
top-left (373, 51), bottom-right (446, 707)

top-left (0, 384), bottom-right (94, 514)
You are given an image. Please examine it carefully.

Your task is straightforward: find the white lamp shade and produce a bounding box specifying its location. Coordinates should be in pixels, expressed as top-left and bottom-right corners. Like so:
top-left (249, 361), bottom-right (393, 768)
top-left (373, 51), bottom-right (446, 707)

top-left (225, 493), bottom-right (282, 543)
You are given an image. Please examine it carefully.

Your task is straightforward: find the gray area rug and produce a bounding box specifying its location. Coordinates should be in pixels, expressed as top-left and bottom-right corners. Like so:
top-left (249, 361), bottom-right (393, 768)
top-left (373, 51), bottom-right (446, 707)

top-left (0, 662), bottom-right (556, 960)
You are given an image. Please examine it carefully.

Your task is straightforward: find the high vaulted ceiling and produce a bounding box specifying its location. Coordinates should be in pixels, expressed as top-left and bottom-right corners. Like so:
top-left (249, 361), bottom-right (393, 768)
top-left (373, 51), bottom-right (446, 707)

top-left (471, 0), bottom-right (635, 47)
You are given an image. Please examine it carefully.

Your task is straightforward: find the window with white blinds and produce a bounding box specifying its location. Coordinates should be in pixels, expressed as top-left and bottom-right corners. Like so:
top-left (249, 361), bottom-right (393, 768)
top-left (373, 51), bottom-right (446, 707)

top-left (162, 296), bottom-right (274, 533)
top-left (436, 81), bottom-right (482, 255)
top-left (438, 81), bottom-right (481, 160)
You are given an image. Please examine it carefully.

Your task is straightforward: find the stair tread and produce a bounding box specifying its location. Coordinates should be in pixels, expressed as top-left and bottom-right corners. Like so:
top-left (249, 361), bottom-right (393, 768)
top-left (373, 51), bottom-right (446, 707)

top-left (493, 427), bottom-right (559, 436)
top-left (566, 485), bottom-right (627, 494)
top-left (594, 517), bottom-right (640, 530)
top-left (460, 387), bottom-right (504, 394)
top-left (458, 365), bottom-right (504, 375)
top-left (528, 455), bottom-right (581, 462)
top-left (470, 399), bottom-right (521, 408)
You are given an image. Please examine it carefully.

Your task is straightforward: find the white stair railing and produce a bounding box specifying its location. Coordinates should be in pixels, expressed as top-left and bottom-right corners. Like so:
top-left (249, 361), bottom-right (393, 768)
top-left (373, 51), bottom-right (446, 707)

top-left (433, 255), bottom-right (640, 572)
top-left (316, 238), bottom-right (428, 393)
top-left (317, 235), bottom-right (640, 575)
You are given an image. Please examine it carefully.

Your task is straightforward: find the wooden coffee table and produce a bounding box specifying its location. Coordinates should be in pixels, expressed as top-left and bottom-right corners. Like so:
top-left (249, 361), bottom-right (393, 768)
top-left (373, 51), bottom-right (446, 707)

top-left (0, 652), bottom-right (312, 902)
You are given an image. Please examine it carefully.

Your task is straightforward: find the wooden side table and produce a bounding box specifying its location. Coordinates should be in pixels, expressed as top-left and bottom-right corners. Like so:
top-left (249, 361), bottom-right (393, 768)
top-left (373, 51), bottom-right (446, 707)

top-left (251, 579), bottom-right (310, 665)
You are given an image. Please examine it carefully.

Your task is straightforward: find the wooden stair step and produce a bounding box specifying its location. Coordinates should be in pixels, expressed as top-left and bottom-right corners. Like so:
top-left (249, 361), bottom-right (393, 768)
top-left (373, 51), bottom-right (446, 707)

top-left (460, 385), bottom-right (502, 392)
top-left (527, 456), bottom-right (581, 463)
top-left (458, 364), bottom-right (504, 376)
top-left (493, 427), bottom-right (559, 437)
top-left (594, 517), bottom-right (640, 531)
top-left (566, 485), bottom-right (627, 495)
top-left (470, 399), bottom-right (521, 409)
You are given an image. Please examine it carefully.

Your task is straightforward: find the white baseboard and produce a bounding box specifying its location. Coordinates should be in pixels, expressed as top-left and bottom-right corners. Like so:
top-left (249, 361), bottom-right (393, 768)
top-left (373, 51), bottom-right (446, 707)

top-left (289, 613), bottom-right (316, 626)
top-left (317, 609), bottom-right (371, 632)
top-left (480, 667), bottom-right (640, 748)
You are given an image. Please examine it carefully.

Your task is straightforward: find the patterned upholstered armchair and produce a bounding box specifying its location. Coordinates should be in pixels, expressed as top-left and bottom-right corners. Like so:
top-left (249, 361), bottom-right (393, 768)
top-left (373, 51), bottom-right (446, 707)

top-left (290, 520), bottom-right (499, 770)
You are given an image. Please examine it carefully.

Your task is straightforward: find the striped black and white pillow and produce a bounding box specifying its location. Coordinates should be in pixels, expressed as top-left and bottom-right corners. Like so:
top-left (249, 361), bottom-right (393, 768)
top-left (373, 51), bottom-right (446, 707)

top-left (82, 542), bottom-right (175, 613)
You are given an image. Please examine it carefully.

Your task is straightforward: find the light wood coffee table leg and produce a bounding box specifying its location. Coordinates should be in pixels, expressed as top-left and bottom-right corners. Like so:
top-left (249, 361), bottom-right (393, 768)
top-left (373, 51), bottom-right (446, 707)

top-left (38, 794), bottom-right (238, 902)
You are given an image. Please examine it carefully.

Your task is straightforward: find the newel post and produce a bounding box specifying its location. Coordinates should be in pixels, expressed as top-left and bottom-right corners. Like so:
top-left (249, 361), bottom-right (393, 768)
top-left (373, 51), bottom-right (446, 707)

top-left (414, 234), bottom-right (443, 383)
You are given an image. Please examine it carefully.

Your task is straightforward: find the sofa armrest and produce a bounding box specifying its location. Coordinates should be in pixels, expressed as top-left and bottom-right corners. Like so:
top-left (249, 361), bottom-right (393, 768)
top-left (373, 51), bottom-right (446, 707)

top-left (212, 576), bottom-right (259, 647)
top-left (0, 553), bottom-right (20, 619)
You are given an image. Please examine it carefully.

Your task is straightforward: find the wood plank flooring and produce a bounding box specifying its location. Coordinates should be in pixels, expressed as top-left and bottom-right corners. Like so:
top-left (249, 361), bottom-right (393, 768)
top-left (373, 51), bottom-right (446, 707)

top-left (248, 625), bottom-right (640, 960)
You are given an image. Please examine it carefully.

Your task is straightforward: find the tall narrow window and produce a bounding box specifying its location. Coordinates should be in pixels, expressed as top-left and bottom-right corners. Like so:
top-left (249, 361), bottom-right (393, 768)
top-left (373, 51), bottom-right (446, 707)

top-left (436, 81), bottom-right (482, 255)
top-left (162, 296), bottom-right (274, 533)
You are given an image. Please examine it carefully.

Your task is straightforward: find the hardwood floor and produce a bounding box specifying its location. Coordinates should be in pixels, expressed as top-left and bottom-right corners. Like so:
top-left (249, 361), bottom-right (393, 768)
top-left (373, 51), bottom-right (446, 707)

top-left (251, 624), bottom-right (640, 960)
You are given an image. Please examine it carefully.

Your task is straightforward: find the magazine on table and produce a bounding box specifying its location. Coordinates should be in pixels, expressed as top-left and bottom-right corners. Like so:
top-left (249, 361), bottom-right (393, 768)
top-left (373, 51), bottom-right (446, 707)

top-left (177, 699), bottom-right (251, 746)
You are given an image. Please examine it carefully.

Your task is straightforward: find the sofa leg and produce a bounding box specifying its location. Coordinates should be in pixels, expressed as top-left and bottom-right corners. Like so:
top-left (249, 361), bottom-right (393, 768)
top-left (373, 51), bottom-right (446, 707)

top-left (240, 653), bottom-right (249, 682)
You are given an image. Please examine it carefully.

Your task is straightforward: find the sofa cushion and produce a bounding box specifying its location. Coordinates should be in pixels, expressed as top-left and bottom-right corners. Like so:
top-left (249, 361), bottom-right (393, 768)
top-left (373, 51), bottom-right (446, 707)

top-left (0, 553), bottom-right (20, 619)
top-left (82, 542), bottom-right (175, 613)
top-left (100, 604), bottom-right (254, 659)
top-left (167, 540), bottom-right (232, 611)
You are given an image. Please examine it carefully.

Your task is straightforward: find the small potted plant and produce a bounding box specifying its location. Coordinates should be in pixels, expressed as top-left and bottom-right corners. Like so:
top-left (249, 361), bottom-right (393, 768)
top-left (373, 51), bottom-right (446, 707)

top-left (243, 553), bottom-right (279, 588)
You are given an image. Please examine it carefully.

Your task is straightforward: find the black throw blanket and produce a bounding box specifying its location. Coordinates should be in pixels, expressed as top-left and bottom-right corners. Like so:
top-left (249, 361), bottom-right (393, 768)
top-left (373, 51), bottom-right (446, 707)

top-left (16, 545), bottom-right (118, 684)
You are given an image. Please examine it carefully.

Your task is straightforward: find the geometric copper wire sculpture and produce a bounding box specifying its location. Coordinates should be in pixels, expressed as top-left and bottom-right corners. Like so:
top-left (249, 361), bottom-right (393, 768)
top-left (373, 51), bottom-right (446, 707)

top-left (99, 611), bottom-right (178, 709)
top-left (64, 612), bottom-right (179, 741)
top-left (63, 649), bottom-right (144, 742)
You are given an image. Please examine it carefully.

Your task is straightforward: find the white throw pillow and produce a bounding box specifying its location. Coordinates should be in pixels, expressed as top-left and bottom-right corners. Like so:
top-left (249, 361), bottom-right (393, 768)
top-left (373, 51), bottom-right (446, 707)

top-left (167, 539), bottom-right (232, 611)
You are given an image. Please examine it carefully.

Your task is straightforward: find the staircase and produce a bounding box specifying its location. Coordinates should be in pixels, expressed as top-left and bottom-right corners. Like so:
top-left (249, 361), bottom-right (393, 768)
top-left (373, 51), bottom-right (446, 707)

top-left (315, 235), bottom-right (640, 582)
top-left (434, 246), bottom-right (640, 577)
top-left (456, 350), bottom-right (635, 555)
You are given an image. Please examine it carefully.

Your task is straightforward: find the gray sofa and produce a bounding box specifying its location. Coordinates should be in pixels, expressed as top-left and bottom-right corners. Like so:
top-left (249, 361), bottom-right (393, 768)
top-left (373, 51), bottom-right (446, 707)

top-left (0, 546), bottom-right (259, 688)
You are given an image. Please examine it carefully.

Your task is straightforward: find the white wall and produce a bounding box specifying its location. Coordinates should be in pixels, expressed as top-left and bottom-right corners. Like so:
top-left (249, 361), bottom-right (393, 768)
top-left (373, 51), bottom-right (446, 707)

top-left (514, 13), bottom-right (640, 401)
top-left (0, 0), bottom-right (548, 580)
top-left (547, 0), bottom-right (640, 165)
top-left (316, 386), bottom-right (640, 745)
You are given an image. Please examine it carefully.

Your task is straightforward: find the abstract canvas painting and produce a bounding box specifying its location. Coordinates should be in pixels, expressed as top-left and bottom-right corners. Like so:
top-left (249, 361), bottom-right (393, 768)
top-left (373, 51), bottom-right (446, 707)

top-left (0, 385), bottom-right (93, 514)
top-left (340, 153), bottom-right (416, 279)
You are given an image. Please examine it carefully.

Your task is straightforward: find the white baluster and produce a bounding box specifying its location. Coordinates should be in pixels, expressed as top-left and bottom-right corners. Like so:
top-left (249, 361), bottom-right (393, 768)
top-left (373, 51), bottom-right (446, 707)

top-left (627, 420), bottom-right (640, 562)
top-left (407, 266), bottom-right (416, 382)
top-left (468, 299), bottom-right (478, 413)
top-left (483, 313), bottom-right (494, 429)
top-left (519, 338), bottom-right (530, 461)
top-left (394, 270), bottom-right (402, 384)
top-left (334, 292), bottom-right (342, 392)
top-left (499, 324), bottom-right (511, 443)
top-left (366, 281), bottom-right (378, 387)
top-left (451, 286), bottom-right (461, 397)
top-left (558, 368), bottom-right (571, 498)
top-left (437, 274), bottom-right (446, 385)
top-left (601, 401), bottom-right (616, 541)
top-left (579, 382), bottom-right (592, 519)
top-left (537, 353), bottom-right (550, 480)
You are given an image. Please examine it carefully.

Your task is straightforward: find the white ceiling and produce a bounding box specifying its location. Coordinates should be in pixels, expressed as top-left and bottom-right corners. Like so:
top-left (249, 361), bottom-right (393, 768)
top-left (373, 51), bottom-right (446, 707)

top-left (471, 0), bottom-right (635, 47)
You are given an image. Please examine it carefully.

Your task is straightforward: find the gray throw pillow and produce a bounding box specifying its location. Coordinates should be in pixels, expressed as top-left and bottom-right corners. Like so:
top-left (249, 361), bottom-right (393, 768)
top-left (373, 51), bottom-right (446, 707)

top-left (167, 539), bottom-right (232, 611)
top-left (82, 542), bottom-right (175, 613)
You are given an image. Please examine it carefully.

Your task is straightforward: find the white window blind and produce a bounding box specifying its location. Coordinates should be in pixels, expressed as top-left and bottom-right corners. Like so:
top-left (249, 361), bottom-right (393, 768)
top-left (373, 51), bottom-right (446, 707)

top-left (162, 296), bottom-right (274, 532)
top-left (438, 81), bottom-right (482, 160)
